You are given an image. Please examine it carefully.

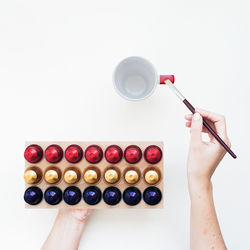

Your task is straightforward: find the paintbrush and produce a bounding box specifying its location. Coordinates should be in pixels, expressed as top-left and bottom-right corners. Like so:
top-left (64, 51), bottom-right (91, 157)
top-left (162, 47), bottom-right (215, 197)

top-left (164, 79), bottom-right (237, 159)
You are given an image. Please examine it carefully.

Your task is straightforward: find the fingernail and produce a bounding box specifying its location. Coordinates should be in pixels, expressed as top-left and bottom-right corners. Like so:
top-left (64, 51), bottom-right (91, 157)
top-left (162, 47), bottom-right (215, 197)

top-left (193, 113), bottom-right (200, 121)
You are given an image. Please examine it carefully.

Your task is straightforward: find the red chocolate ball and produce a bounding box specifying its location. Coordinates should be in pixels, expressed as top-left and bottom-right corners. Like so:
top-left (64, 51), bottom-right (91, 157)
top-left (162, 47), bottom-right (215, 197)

top-left (144, 145), bottom-right (162, 164)
top-left (105, 145), bottom-right (123, 163)
top-left (45, 144), bottom-right (63, 163)
top-left (65, 144), bottom-right (83, 163)
top-left (24, 144), bottom-right (43, 163)
top-left (85, 145), bottom-right (103, 164)
top-left (124, 145), bottom-right (142, 164)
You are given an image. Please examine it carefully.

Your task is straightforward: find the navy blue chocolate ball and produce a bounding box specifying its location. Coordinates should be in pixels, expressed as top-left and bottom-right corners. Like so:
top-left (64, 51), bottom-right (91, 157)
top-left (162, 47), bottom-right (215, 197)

top-left (103, 186), bottom-right (121, 206)
top-left (24, 186), bottom-right (43, 205)
top-left (44, 186), bottom-right (62, 205)
top-left (63, 186), bottom-right (81, 205)
top-left (83, 186), bottom-right (102, 205)
top-left (143, 187), bottom-right (162, 206)
top-left (123, 187), bottom-right (141, 206)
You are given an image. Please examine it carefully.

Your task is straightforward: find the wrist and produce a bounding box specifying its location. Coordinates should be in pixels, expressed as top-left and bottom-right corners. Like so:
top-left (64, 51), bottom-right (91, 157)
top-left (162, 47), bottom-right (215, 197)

top-left (57, 209), bottom-right (89, 225)
top-left (42, 209), bottom-right (88, 250)
top-left (188, 177), bottom-right (212, 198)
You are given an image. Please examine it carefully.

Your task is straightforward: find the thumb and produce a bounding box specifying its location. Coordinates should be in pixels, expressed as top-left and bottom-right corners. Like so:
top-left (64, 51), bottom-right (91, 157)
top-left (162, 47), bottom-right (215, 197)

top-left (190, 112), bottom-right (203, 145)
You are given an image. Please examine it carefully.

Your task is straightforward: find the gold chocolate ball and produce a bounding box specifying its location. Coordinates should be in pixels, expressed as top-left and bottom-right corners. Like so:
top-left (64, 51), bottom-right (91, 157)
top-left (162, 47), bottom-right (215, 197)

top-left (24, 170), bottom-right (37, 184)
top-left (145, 170), bottom-right (159, 184)
top-left (84, 169), bottom-right (98, 184)
top-left (64, 170), bottom-right (78, 184)
top-left (125, 170), bottom-right (139, 184)
top-left (45, 169), bottom-right (59, 184)
top-left (104, 169), bottom-right (119, 183)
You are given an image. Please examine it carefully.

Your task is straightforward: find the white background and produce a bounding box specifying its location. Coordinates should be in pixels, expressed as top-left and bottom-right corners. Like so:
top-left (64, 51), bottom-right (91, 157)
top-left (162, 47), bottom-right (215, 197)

top-left (0, 0), bottom-right (249, 249)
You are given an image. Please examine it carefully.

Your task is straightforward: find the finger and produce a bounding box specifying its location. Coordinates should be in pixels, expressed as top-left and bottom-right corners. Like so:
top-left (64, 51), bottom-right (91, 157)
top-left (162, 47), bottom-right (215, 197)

top-left (186, 118), bottom-right (213, 129)
top-left (186, 121), bottom-right (213, 134)
top-left (196, 108), bottom-right (227, 139)
top-left (185, 117), bottom-right (193, 121)
top-left (185, 114), bottom-right (193, 121)
top-left (195, 108), bottom-right (223, 122)
top-left (190, 113), bottom-right (203, 145)
top-left (185, 113), bottom-right (216, 131)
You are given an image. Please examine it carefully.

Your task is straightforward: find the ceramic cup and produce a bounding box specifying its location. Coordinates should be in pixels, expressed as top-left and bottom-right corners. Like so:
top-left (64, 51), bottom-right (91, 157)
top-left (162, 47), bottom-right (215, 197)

top-left (113, 56), bottom-right (174, 101)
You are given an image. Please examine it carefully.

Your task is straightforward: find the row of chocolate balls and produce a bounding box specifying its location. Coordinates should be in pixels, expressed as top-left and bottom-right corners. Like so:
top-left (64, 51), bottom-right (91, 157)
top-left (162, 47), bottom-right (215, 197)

top-left (24, 166), bottom-right (161, 185)
top-left (24, 185), bottom-right (162, 206)
top-left (24, 144), bottom-right (162, 165)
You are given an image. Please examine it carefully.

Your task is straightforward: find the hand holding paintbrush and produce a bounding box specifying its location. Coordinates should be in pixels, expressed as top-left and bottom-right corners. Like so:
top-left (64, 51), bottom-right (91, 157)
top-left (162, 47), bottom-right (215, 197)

top-left (164, 79), bottom-right (236, 159)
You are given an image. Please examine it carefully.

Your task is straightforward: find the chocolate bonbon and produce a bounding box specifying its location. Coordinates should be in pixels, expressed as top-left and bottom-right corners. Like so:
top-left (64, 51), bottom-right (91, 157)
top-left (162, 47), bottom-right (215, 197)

top-left (65, 144), bottom-right (83, 163)
top-left (83, 186), bottom-right (102, 205)
top-left (103, 187), bottom-right (121, 206)
top-left (124, 167), bottom-right (140, 184)
top-left (44, 166), bottom-right (62, 184)
top-left (83, 166), bottom-right (100, 184)
top-left (104, 166), bottom-right (120, 184)
top-left (105, 145), bottom-right (123, 163)
top-left (143, 187), bottom-right (162, 206)
top-left (85, 145), bottom-right (103, 164)
top-left (24, 186), bottom-right (43, 205)
top-left (45, 144), bottom-right (63, 163)
top-left (63, 186), bottom-right (82, 205)
top-left (44, 186), bottom-right (62, 205)
top-left (24, 166), bottom-right (42, 184)
top-left (123, 187), bottom-right (141, 206)
top-left (124, 145), bottom-right (142, 164)
top-left (144, 145), bottom-right (162, 164)
top-left (24, 144), bottom-right (43, 163)
top-left (24, 141), bottom-right (164, 209)
top-left (144, 167), bottom-right (161, 185)
top-left (64, 167), bottom-right (81, 184)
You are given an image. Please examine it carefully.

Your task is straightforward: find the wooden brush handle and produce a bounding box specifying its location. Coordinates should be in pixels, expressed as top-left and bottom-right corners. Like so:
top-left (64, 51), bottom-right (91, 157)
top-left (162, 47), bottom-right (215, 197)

top-left (183, 99), bottom-right (237, 159)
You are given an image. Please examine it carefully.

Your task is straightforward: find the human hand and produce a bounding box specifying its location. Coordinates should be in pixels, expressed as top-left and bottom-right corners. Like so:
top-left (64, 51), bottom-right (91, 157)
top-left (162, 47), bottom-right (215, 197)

top-left (185, 109), bottom-right (231, 188)
top-left (186, 109), bottom-right (228, 250)
top-left (42, 209), bottom-right (92, 250)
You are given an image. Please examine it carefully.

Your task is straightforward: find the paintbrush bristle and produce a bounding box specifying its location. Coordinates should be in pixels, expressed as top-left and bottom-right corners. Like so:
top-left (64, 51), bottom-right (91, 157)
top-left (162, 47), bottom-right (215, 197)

top-left (164, 79), bottom-right (173, 87)
top-left (164, 80), bottom-right (185, 101)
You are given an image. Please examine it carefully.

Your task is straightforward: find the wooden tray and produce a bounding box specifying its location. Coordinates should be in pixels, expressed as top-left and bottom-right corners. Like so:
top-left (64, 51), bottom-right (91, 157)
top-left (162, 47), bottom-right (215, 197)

top-left (24, 141), bottom-right (164, 209)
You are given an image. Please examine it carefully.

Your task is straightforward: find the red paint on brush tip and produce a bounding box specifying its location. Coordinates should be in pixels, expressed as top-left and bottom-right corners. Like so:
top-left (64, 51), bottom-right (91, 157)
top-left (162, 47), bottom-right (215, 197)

top-left (160, 75), bottom-right (175, 84)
